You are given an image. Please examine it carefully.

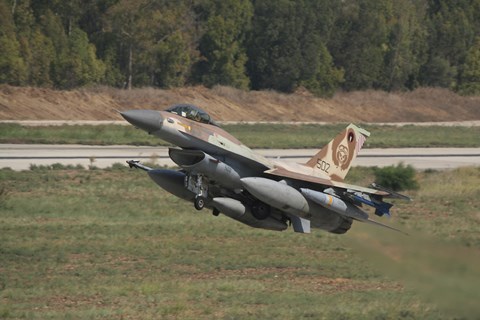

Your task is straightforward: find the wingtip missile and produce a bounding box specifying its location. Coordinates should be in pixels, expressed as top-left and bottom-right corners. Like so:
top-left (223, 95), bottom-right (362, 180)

top-left (126, 160), bottom-right (152, 171)
top-left (370, 183), bottom-right (412, 201)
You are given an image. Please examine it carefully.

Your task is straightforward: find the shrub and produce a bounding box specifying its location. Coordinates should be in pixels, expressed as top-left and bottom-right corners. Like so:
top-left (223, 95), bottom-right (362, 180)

top-left (374, 163), bottom-right (419, 191)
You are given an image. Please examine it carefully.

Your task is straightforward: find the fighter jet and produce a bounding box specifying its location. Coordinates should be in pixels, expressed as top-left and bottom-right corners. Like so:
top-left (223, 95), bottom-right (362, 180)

top-left (121, 104), bottom-right (409, 234)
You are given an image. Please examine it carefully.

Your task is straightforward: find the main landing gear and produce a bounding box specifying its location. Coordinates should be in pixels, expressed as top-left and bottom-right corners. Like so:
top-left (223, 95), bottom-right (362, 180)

top-left (251, 201), bottom-right (270, 220)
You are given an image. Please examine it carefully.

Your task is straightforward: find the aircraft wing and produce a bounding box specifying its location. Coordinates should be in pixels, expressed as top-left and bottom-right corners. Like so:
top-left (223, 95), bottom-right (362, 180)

top-left (265, 167), bottom-right (389, 196)
top-left (176, 131), bottom-right (274, 173)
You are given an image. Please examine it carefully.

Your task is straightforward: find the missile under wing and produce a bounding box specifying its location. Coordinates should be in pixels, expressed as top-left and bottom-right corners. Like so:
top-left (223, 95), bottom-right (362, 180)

top-left (121, 104), bottom-right (410, 234)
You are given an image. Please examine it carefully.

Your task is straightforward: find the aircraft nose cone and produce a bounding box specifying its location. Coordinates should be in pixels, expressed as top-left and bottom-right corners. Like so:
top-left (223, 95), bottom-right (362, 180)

top-left (120, 110), bottom-right (163, 133)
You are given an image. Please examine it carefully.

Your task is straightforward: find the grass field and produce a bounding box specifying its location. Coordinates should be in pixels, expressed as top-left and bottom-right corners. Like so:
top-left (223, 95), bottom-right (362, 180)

top-left (1, 123), bottom-right (479, 148)
top-left (1, 165), bottom-right (479, 319)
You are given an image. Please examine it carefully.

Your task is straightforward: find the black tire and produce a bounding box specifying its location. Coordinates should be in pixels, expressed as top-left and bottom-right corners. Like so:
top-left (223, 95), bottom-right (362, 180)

top-left (212, 208), bottom-right (220, 216)
top-left (251, 202), bottom-right (270, 220)
top-left (194, 196), bottom-right (205, 211)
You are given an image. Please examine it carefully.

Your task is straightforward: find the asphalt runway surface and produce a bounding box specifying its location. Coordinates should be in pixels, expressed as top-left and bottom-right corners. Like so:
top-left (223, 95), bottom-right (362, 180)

top-left (1, 144), bottom-right (479, 171)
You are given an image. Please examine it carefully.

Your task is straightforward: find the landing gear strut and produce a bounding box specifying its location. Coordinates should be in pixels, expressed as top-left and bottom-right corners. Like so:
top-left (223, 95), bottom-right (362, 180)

top-left (185, 173), bottom-right (209, 211)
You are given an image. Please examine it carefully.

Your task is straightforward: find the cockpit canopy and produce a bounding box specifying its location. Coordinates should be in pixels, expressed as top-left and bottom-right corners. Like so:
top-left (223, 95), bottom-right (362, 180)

top-left (166, 104), bottom-right (218, 126)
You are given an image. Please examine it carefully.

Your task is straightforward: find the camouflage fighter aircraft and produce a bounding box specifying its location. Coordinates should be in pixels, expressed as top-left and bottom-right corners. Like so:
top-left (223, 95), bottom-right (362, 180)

top-left (121, 104), bottom-right (409, 234)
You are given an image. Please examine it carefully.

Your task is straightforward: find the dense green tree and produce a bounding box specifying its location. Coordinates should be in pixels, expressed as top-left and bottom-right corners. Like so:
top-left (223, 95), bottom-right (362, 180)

top-left (427, 0), bottom-right (477, 66)
top-left (106, 0), bottom-right (147, 89)
top-left (421, 0), bottom-right (479, 88)
top-left (28, 28), bottom-right (55, 86)
top-left (458, 38), bottom-right (480, 95)
top-left (78, 0), bottom-right (123, 86)
top-left (194, 0), bottom-right (252, 89)
top-left (329, 0), bottom-right (390, 90)
top-left (0, 1), bottom-right (27, 85)
top-left (419, 56), bottom-right (457, 87)
top-left (0, 0), bottom-right (479, 95)
top-left (247, 0), bottom-right (302, 92)
top-left (106, 0), bottom-right (196, 89)
top-left (248, 0), bottom-right (343, 96)
top-left (55, 27), bottom-right (105, 88)
top-left (38, 9), bottom-right (69, 87)
top-left (153, 32), bottom-right (192, 88)
top-left (37, 8), bottom-right (102, 89)
top-left (99, 35), bottom-right (124, 87)
top-left (300, 43), bottom-right (344, 98)
top-left (55, 0), bottom-right (83, 36)
top-left (298, 0), bottom-right (344, 97)
top-left (382, 0), bottom-right (428, 90)
top-left (12, 0), bottom-right (34, 37)
top-left (140, 1), bottom-right (197, 88)
top-left (12, 0), bottom-right (56, 86)
top-left (12, 0), bottom-right (35, 82)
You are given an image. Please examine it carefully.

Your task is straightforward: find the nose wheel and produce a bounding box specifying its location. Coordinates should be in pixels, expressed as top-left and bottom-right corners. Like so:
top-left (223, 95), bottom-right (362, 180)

top-left (194, 196), bottom-right (206, 211)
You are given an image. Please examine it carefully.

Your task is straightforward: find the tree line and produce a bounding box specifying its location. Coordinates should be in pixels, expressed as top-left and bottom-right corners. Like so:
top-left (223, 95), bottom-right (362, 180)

top-left (1, 0), bottom-right (479, 96)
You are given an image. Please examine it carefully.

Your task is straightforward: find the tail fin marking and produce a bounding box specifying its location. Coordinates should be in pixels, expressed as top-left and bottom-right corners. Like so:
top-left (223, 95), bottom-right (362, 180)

top-left (305, 124), bottom-right (370, 181)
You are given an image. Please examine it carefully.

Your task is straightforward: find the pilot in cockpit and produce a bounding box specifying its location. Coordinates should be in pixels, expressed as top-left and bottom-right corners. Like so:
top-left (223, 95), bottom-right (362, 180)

top-left (166, 104), bottom-right (218, 126)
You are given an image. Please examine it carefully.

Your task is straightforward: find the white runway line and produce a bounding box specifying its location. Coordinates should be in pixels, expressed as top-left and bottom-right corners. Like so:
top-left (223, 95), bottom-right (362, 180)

top-left (1, 144), bottom-right (479, 171)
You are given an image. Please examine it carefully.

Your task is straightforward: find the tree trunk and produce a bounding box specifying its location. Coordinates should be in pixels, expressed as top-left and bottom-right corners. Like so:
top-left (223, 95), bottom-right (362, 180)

top-left (11, 0), bottom-right (17, 15)
top-left (127, 44), bottom-right (133, 90)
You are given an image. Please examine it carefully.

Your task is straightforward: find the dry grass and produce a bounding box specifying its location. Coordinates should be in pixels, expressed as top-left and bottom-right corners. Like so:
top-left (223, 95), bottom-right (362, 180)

top-left (1, 167), bottom-right (479, 319)
top-left (1, 84), bottom-right (479, 122)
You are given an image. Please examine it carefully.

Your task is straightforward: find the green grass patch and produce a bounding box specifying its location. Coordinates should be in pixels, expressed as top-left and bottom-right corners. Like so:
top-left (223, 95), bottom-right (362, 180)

top-left (0, 166), bottom-right (479, 318)
top-left (1, 123), bottom-right (479, 148)
top-left (0, 124), bottom-right (162, 146)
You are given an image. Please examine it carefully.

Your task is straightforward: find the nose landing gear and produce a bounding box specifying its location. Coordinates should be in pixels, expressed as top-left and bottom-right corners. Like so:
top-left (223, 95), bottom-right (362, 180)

top-left (194, 196), bottom-right (206, 210)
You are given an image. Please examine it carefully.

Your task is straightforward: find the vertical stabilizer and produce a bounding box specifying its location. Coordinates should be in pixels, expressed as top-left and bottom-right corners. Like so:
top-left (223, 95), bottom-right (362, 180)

top-left (305, 124), bottom-right (370, 181)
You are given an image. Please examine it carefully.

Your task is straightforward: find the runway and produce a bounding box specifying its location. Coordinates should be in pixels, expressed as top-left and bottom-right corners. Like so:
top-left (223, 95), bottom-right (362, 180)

top-left (1, 144), bottom-right (479, 171)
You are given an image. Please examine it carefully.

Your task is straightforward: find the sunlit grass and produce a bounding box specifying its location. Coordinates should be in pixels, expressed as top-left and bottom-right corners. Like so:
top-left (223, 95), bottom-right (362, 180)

top-left (1, 123), bottom-right (479, 148)
top-left (0, 167), bottom-right (478, 319)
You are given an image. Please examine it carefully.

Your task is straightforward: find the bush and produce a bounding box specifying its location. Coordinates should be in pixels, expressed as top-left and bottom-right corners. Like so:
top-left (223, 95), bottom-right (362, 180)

top-left (106, 162), bottom-right (128, 171)
top-left (374, 163), bottom-right (419, 191)
top-left (29, 163), bottom-right (85, 171)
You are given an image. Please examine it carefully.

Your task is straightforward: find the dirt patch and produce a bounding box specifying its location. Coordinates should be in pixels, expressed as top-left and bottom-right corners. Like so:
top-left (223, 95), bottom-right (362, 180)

top-left (1, 85), bottom-right (479, 122)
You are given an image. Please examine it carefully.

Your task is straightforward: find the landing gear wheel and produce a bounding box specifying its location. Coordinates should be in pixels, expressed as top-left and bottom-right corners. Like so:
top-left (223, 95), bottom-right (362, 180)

top-left (212, 208), bottom-right (220, 216)
top-left (251, 202), bottom-right (270, 220)
top-left (194, 196), bottom-right (206, 211)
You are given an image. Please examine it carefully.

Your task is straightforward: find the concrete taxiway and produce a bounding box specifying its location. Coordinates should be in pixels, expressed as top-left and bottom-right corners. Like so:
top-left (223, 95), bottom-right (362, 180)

top-left (1, 144), bottom-right (479, 171)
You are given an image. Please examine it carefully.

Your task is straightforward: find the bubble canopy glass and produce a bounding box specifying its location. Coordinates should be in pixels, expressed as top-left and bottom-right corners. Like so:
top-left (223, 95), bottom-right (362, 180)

top-left (166, 104), bottom-right (218, 126)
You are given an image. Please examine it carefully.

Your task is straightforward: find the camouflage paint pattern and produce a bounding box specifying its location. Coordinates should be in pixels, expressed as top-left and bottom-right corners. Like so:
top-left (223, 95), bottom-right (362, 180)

top-left (305, 124), bottom-right (370, 181)
top-left (160, 111), bottom-right (274, 168)
top-left (159, 111), bottom-right (381, 194)
top-left (121, 107), bottom-right (406, 234)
